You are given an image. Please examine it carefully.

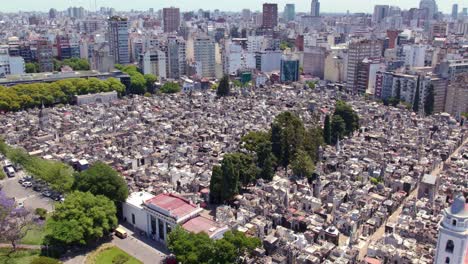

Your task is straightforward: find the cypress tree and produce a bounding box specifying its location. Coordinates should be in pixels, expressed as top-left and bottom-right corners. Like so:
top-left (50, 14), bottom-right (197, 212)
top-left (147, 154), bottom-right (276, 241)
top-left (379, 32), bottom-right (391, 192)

top-left (413, 76), bottom-right (420, 113)
top-left (323, 115), bottom-right (332, 145)
top-left (424, 83), bottom-right (435, 116)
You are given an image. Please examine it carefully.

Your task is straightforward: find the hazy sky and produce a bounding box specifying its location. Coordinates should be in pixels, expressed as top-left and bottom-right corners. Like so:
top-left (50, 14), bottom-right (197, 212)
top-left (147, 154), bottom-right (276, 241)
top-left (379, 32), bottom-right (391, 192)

top-left (0, 0), bottom-right (463, 14)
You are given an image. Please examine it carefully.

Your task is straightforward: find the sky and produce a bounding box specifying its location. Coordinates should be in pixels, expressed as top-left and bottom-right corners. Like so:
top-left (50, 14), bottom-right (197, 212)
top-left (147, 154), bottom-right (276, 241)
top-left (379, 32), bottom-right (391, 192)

top-left (0, 0), bottom-right (462, 14)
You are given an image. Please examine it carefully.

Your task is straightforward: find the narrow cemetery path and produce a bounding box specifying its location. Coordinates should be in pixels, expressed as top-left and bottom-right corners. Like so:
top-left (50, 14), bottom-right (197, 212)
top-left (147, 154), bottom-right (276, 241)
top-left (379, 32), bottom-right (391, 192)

top-left (358, 136), bottom-right (468, 260)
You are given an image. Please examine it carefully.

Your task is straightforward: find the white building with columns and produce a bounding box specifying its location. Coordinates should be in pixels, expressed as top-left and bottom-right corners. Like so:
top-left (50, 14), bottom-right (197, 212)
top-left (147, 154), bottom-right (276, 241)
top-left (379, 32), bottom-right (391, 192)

top-left (123, 192), bottom-right (228, 244)
top-left (434, 194), bottom-right (468, 264)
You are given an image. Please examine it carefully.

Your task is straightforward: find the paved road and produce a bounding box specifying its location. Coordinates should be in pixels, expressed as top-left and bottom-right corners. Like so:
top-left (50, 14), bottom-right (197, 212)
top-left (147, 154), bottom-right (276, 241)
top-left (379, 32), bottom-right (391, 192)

top-left (357, 137), bottom-right (468, 260)
top-left (112, 224), bottom-right (168, 264)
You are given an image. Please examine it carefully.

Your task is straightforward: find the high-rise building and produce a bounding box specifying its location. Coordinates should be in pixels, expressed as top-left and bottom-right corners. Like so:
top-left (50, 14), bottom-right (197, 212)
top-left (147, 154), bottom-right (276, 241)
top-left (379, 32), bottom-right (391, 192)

top-left (262, 3), bottom-right (278, 29)
top-left (67, 7), bottom-right (85, 19)
top-left (36, 39), bottom-right (54, 72)
top-left (283, 4), bottom-right (295, 22)
top-left (166, 36), bottom-right (187, 79)
top-left (373, 5), bottom-right (389, 23)
top-left (139, 50), bottom-right (167, 79)
top-left (108, 16), bottom-right (130, 65)
top-left (163, 7), bottom-right (180, 33)
top-left (49, 8), bottom-right (57, 20)
top-left (311, 0), bottom-right (320, 17)
top-left (280, 55), bottom-right (300, 82)
top-left (242, 9), bottom-right (251, 21)
top-left (346, 39), bottom-right (383, 94)
top-left (193, 36), bottom-right (216, 78)
top-left (303, 47), bottom-right (325, 79)
top-left (419, 0), bottom-right (438, 19)
top-left (434, 194), bottom-right (468, 264)
top-left (444, 73), bottom-right (468, 116)
top-left (452, 4), bottom-right (458, 19)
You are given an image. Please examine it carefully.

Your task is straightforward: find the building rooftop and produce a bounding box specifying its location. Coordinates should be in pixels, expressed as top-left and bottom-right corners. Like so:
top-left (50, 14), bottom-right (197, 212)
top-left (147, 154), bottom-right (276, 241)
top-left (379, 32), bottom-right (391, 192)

top-left (126, 191), bottom-right (155, 209)
top-left (182, 216), bottom-right (227, 238)
top-left (145, 193), bottom-right (200, 220)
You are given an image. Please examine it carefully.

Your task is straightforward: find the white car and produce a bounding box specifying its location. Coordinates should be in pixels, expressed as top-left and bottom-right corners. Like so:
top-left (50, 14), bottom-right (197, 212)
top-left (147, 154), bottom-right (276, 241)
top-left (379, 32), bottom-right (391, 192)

top-left (17, 201), bottom-right (24, 208)
top-left (21, 181), bottom-right (33, 188)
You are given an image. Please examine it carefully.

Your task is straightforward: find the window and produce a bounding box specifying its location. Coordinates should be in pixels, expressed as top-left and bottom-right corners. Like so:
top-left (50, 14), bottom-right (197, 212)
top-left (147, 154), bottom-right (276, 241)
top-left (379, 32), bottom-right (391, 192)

top-left (445, 257), bottom-right (450, 264)
top-left (446, 240), bottom-right (454, 253)
top-left (452, 220), bottom-right (457, 226)
top-left (131, 214), bottom-right (135, 225)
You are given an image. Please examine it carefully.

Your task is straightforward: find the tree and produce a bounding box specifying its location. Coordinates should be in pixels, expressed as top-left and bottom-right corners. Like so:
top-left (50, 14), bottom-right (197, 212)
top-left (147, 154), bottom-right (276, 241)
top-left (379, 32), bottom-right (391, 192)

top-left (144, 74), bottom-right (157, 93)
top-left (25, 62), bottom-right (39, 73)
top-left (256, 142), bottom-right (276, 181)
top-left (291, 149), bottom-right (315, 178)
top-left (0, 191), bottom-right (38, 252)
top-left (395, 80), bottom-right (401, 101)
top-left (73, 162), bottom-right (128, 203)
top-left (303, 127), bottom-right (324, 163)
top-left (46, 191), bottom-right (117, 246)
top-left (331, 115), bottom-right (346, 145)
top-left (209, 165), bottom-right (223, 204)
top-left (323, 115), bottom-right (332, 145)
top-left (413, 77), bottom-right (420, 113)
top-left (167, 226), bottom-right (260, 264)
top-left (270, 112), bottom-right (306, 169)
top-left (217, 75), bottom-right (230, 97)
top-left (160, 82), bottom-right (181, 94)
top-left (424, 83), bottom-right (434, 116)
top-left (241, 131), bottom-right (270, 152)
top-left (35, 208), bottom-right (48, 220)
top-left (333, 100), bottom-right (359, 136)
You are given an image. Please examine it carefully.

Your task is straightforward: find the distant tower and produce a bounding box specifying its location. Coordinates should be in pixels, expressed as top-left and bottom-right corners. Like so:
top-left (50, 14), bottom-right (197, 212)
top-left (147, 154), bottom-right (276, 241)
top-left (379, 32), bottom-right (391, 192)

top-left (311, 0), bottom-right (320, 17)
top-left (38, 103), bottom-right (49, 131)
top-left (434, 194), bottom-right (468, 264)
top-left (452, 4), bottom-right (459, 19)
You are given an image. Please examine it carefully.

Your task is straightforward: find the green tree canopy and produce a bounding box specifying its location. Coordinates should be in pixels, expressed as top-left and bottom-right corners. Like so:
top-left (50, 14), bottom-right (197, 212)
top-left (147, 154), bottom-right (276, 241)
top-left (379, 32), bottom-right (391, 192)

top-left (46, 191), bottom-right (117, 246)
top-left (116, 65), bottom-right (146, 95)
top-left (241, 131), bottom-right (270, 152)
top-left (333, 100), bottom-right (359, 136)
top-left (291, 149), bottom-right (315, 178)
top-left (271, 112), bottom-right (306, 169)
top-left (54, 58), bottom-right (90, 71)
top-left (144, 74), bottom-right (157, 93)
top-left (160, 82), bottom-right (181, 94)
top-left (167, 226), bottom-right (260, 264)
top-left (73, 162), bottom-right (129, 203)
top-left (25, 62), bottom-right (40, 73)
top-left (331, 115), bottom-right (346, 145)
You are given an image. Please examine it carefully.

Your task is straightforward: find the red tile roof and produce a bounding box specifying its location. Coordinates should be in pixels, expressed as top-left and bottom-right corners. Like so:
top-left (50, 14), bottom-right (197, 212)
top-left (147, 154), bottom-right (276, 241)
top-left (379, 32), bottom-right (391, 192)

top-left (145, 193), bottom-right (199, 219)
top-left (182, 216), bottom-right (223, 237)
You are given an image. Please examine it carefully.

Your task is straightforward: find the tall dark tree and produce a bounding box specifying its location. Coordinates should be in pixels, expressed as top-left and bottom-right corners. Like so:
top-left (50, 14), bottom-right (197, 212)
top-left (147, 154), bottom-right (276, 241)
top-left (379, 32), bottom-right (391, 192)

top-left (395, 80), bottom-right (401, 101)
top-left (217, 75), bottom-right (230, 97)
top-left (209, 165), bottom-right (222, 204)
top-left (413, 76), bottom-right (421, 113)
top-left (323, 115), bottom-right (332, 145)
top-left (256, 142), bottom-right (276, 181)
top-left (291, 149), bottom-right (315, 178)
top-left (424, 83), bottom-right (435, 116)
top-left (333, 100), bottom-right (359, 136)
top-left (331, 115), bottom-right (346, 145)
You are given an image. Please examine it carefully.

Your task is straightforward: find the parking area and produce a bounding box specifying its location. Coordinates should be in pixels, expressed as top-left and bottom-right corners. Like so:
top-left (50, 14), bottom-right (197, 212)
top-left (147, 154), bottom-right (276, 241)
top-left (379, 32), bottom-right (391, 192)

top-left (0, 167), bottom-right (55, 212)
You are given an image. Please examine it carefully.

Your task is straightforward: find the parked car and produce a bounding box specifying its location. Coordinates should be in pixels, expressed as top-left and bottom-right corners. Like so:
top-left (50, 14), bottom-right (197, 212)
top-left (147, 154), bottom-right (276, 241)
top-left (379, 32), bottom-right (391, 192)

top-left (114, 226), bottom-right (128, 239)
top-left (21, 181), bottom-right (33, 188)
top-left (17, 201), bottom-right (24, 208)
top-left (42, 190), bottom-right (52, 197)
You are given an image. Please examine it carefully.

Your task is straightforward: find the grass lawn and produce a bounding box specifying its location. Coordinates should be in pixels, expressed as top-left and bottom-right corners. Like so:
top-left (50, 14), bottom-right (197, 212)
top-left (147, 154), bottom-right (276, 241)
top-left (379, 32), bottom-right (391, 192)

top-left (92, 246), bottom-right (142, 264)
top-left (0, 248), bottom-right (41, 264)
top-left (21, 226), bottom-right (47, 245)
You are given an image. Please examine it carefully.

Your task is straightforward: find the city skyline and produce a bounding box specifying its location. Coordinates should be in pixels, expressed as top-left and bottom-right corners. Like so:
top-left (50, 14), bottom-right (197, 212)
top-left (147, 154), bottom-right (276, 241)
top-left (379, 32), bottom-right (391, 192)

top-left (0, 0), bottom-right (463, 14)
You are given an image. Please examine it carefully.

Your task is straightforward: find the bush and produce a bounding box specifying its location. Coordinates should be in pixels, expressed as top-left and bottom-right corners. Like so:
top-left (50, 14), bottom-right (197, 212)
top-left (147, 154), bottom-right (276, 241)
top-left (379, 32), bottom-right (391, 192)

top-left (30, 256), bottom-right (61, 264)
top-left (112, 254), bottom-right (130, 264)
top-left (160, 82), bottom-right (181, 94)
top-left (35, 208), bottom-right (48, 220)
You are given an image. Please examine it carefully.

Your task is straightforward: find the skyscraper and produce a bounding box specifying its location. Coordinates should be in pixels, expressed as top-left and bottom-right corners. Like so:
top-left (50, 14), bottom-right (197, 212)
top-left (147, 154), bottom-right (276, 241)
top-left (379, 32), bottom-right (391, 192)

top-left (163, 7), bottom-right (180, 33)
top-left (283, 4), bottom-right (295, 22)
top-left (108, 16), bottom-right (130, 65)
top-left (262, 3), bottom-right (278, 29)
top-left (311, 0), bottom-right (320, 17)
top-left (373, 5), bottom-right (389, 23)
top-left (346, 39), bottom-right (383, 94)
top-left (419, 0), bottom-right (438, 19)
top-left (36, 39), bottom-right (54, 72)
top-left (194, 36), bottom-right (216, 78)
top-left (452, 4), bottom-right (458, 19)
